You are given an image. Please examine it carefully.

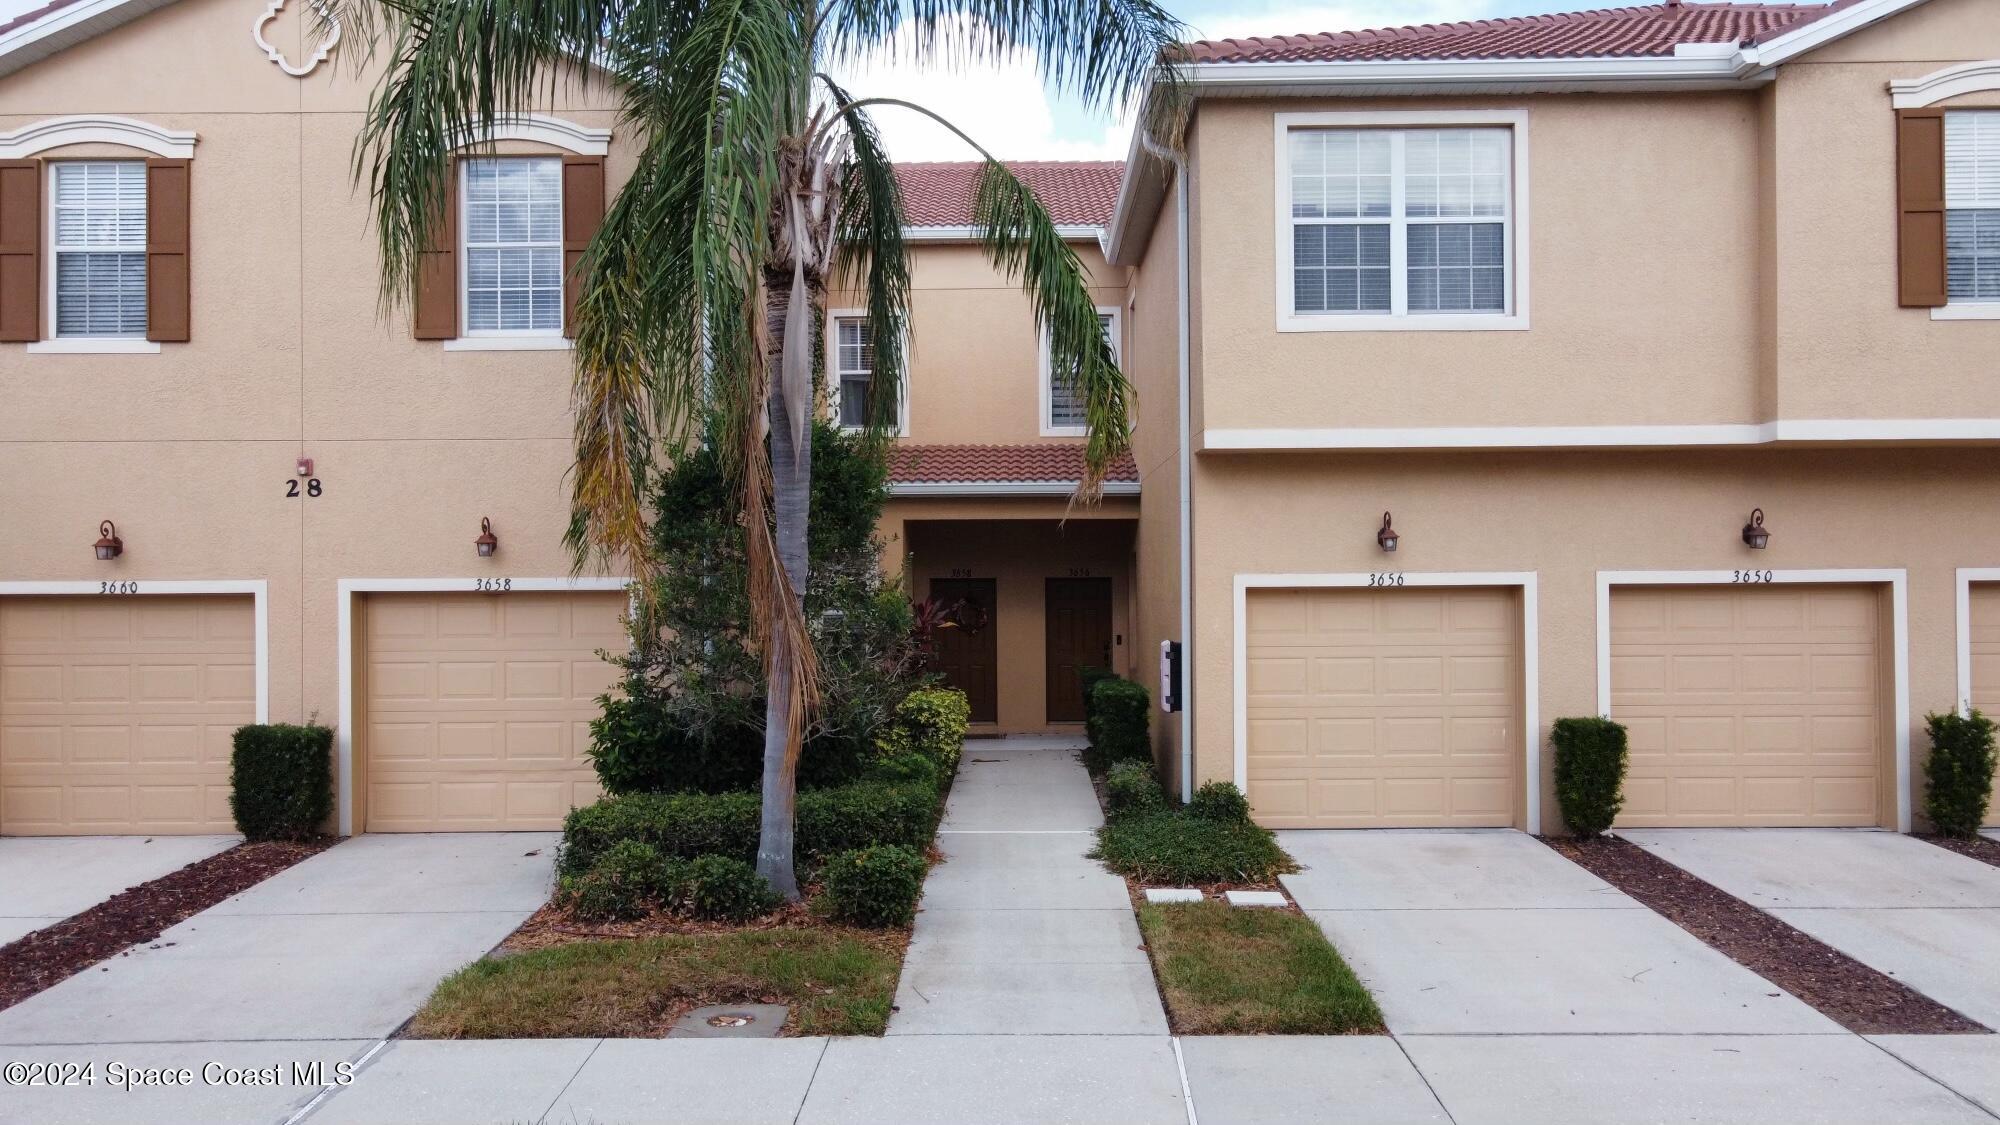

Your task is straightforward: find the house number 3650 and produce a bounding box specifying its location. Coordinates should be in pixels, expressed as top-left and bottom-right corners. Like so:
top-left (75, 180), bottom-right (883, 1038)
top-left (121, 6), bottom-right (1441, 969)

top-left (284, 478), bottom-right (324, 498)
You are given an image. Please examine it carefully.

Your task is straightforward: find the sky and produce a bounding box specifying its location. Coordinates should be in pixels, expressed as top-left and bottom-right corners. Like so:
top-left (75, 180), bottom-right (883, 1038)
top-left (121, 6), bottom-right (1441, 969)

top-left (0, 0), bottom-right (1723, 162)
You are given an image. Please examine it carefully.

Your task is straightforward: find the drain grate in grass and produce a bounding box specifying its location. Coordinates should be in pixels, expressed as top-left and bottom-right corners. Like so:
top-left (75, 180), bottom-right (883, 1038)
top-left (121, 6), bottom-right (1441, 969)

top-left (407, 926), bottom-right (905, 1039)
top-left (1137, 901), bottom-right (1384, 1035)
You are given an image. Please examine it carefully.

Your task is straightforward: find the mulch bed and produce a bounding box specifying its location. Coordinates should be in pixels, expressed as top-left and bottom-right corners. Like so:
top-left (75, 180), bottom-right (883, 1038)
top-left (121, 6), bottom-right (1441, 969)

top-left (0, 838), bottom-right (336, 1012)
top-left (1548, 836), bottom-right (1986, 1035)
top-left (1919, 834), bottom-right (2000, 870)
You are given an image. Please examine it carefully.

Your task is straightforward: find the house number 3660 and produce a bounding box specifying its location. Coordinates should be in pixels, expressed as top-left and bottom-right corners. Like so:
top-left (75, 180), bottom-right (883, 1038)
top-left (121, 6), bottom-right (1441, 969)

top-left (284, 478), bottom-right (324, 498)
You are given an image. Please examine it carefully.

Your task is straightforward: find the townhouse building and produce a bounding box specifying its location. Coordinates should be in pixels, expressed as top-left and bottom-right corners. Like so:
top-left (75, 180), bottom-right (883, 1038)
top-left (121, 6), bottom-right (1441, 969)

top-left (2, 0), bottom-right (1999, 840)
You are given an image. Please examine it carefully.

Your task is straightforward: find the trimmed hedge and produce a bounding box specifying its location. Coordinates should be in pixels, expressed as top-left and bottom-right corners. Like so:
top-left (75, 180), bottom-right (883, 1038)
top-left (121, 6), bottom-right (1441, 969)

top-left (1187, 781), bottom-right (1252, 824)
top-left (1092, 812), bottom-right (1294, 885)
top-left (1085, 678), bottom-right (1151, 773)
top-left (559, 839), bottom-right (679, 921)
top-left (817, 844), bottom-right (927, 928)
top-left (879, 688), bottom-right (971, 778)
top-left (1078, 665), bottom-right (1119, 727)
top-left (1105, 761), bottom-right (1167, 819)
top-left (229, 723), bottom-right (333, 841)
top-left (1552, 717), bottom-right (1630, 838)
top-left (683, 855), bottom-right (781, 921)
top-left (1925, 709), bottom-right (1998, 838)
top-left (559, 780), bottom-right (940, 879)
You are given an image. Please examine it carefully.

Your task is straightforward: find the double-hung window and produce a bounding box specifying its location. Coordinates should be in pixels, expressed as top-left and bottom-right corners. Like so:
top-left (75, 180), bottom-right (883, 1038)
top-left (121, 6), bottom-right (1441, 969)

top-left (1945, 110), bottom-right (2000, 305)
top-left (1279, 115), bottom-right (1525, 331)
top-left (832, 314), bottom-right (875, 428)
top-left (462, 157), bottom-right (564, 335)
top-left (50, 161), bottom-right (147, 338)
top-left (1044, 308), bottom-right (1120, 436)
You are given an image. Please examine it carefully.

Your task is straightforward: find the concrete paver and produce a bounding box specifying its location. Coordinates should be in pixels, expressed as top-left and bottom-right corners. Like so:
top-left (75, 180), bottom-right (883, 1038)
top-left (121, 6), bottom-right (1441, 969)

top-left (547, 1038), bottom-right (827, 1124)
top-left (0, 835), bottom-right (239, 946)
top-left (0, 1040), bottom-right (367, 1125)
top-left (1178, 1036), bottom-right (1448, 1125)
top-left (303, 1039), bottom-right (600, 1125)
top-left (1280, 829), bottom-right (1631, 910)
top-left (797, 1034), bottom-right (1187, 1125)
top-left (1870, 1034), bottom-right (2000, 1118)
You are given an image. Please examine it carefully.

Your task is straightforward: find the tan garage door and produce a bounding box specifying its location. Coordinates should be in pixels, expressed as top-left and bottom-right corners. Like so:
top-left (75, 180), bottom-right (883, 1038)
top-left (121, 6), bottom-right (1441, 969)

top-left (362, 590), bottom-right (624, 832)
top-left (1969, 584), bottom-right (2000, 827)
top-left (0, 596), bottom-right (253, 835)
top-left (1611, 585), bottom-right (1883, 828)
top-left (1244, 587), bottom-right (1520, 828)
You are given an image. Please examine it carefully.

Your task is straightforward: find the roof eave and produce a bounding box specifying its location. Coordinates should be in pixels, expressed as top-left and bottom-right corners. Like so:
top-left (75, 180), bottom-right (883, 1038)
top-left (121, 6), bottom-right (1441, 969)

top-left (0, 0), bottom-right (175, 79)
top-left (903, 224), bottom-right (1105, 244)
top-left (888, 480), bottom-right (1141, 497)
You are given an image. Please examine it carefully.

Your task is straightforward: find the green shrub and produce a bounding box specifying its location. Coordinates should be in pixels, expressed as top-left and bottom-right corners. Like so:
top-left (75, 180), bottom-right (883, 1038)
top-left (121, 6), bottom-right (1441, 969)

top-left (560, 840), bottom-right (680, 921)
top-left (682, 855), bottom-right (781, 921)
top-left (586, 695), bottom-right (763, 796)
top-left (868, 751), bottom-right (941, 790)
top-left (1085, 678), bottom-right (1151, 773)
top-left (1552, 717), bottom-right (1630, 837)
top-left (1187, 781), bottom-right (1251, 824)
top-left (1078, 665), bottom-right (1119, 726)
top-left (1092, 813), bottom-right (1294, 885)
top-left (1105, 761), bottom-right (1167, 819)
top-left (559, 780), bottom-right (940, 878)
top-left (228, 723), bottom-right (333, 841)
top-left (1924, 709), bottom-right (1998, 838)
top-left (818, 845), bottom-right (928, 928)
top-left (880, 688), bottom-right (971, 778)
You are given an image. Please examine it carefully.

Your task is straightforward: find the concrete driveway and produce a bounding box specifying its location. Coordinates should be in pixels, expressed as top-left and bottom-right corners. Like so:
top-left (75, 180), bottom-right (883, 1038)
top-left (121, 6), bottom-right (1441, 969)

top-left (1279, 829), bottom-right (1836, 1034)
top-left (1623, 828), bottom-right (2000, 1028)
top-left (0, 832), bottom-right (555, 1046)
top-left (0, 835), bottom-right (239, 946)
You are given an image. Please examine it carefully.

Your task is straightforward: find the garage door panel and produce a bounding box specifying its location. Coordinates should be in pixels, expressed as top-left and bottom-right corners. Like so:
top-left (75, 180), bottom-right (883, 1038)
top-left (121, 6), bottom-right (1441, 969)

top-left (1244, 587), bottom-right (1520, 829)
top-left (1610, 585), bottom-right (1883, 829)
top-left (363, 591), bottom-right (624, 832)
top-left (1967, 584), bottom-right (2000, 826)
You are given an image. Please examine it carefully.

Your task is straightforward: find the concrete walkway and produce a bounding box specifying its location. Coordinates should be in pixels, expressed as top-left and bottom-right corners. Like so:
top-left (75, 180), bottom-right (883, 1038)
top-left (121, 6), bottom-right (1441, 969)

top-left (886, 736), bottom-right (1166, 1035)
top-left (0, 834), bottom-right (238, 946)
top-left (1625, 828), bottom-right (2000, 1028)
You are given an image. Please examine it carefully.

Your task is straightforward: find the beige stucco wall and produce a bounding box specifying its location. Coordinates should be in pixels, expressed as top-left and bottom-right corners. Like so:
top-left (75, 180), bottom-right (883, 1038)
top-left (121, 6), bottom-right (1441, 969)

top-left (1185, 446), bottom-right (2000, 831)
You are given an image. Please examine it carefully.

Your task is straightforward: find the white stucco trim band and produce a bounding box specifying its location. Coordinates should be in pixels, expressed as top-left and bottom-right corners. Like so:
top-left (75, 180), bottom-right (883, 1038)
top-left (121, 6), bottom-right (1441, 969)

top-left (1202, 418), bottom-right (2000, 451)
top-left (1891, 59), bottom-right (2000, 109)
top-left (0, 580), bottom-right (269, 728)
top-left (452, 114), bottom-right (611, 156)
top-left (1594, 569), bottom-right (1912, 834)
top-left (0, 115), bottom-right (196, 159)
top-left (334, 576), bottom-right (631, 836)
top-left (1232, 571), bottom-right (1541, 834)
top-left (1955, 568), bottom-right (2000, 718)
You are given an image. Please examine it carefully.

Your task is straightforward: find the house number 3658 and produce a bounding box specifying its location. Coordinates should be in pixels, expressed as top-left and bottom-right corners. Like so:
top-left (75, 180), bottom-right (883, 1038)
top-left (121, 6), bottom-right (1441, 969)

top-left (284, 478), bottom-right (324, 498)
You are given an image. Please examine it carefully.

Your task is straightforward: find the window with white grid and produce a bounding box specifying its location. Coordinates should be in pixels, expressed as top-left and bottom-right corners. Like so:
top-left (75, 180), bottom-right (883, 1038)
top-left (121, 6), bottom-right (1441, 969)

top-left (1047, 309), bottom-right (1119, 434)
top-left (462, 157), bottom-right (563, 333)
top-left (1946, 111), bottom-right (2000, 304)
top-left (833, 315), bottom-right (874, 428)
top-left (51, 161), bottom-right (147, 338)
top-left (1286, 126), bottom-right (1512, 320)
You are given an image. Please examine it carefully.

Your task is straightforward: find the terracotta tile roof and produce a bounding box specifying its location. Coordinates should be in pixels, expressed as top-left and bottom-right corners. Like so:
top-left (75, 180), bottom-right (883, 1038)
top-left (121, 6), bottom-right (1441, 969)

top-left (895, 161), bottom-right (1124, 228)
top-left (0, 0), bottom-right (85, 37)
top-left (1183, 1), bottom-right (1849, 64)
top-left (888, 444), bottom-right (1139, 484)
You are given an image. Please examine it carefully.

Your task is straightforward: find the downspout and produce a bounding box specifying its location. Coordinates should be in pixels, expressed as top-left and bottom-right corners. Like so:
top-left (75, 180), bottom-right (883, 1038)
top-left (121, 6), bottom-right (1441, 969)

top-left (1142, 133), bottom-right (1195, 803)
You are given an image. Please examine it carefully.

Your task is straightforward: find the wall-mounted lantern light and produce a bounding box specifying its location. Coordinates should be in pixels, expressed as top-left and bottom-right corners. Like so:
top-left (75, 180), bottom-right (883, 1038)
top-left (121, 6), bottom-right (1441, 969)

top-left (475, 517), bottom-right (498, 558)
top-left (1376, 511), bottom-right (1400, 553)
top-left (1741, 508), bottom-right (1771, 550)
top-left (94, 520), bottom-right (123, 561)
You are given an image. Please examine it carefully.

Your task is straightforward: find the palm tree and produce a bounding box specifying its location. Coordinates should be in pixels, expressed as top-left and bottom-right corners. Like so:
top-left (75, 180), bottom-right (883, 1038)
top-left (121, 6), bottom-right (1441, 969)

top-left (344, 0), bottom-right (1184, 899)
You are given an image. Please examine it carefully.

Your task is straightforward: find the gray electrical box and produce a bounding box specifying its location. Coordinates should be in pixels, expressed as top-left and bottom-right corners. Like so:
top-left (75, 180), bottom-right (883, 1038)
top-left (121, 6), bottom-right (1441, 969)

top-left (1159, 640), bottom-right (1182, 713)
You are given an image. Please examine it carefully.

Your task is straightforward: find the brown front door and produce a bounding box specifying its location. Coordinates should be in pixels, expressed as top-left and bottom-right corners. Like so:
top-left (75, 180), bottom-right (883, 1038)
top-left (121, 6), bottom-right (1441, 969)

top-left (930, 578), bottom-right (998, 724)
top-left (1046, 577), bottom-right (1113, 723)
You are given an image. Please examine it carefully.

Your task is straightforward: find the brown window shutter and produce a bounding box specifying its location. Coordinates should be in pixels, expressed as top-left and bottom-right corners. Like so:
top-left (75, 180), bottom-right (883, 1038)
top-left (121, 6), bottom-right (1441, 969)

top-left (1896, 108), bottom-right (1949, 309)
top-left (562, 155), bottom-right (605, 337)
top-left (0, 159), bottom-right (39, 343)
top-left (145, 158), bottom-right (191, 342)
top-left (413, 165), bottom-right (458, 339)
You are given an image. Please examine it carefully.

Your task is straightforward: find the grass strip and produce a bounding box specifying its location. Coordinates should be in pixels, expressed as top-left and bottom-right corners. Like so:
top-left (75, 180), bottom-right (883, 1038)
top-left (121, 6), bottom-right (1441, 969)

top-left (1137, 901), bottom-right (1384, 1035)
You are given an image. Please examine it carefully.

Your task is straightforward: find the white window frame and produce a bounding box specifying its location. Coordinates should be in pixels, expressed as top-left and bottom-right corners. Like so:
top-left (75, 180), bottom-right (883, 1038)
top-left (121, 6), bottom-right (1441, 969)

top-left (824, 308), bottom-right (909, 437)
top-left (37, 159), bottom-right (159, 353)
top-left (1932, 108), bottom-right (2000, 321)
top-left (1040, 305), bottom-right (1122, 438)
top-left (453, 155), bottom-right (567, 348)
top-left (1274, 109), bottom-right (1530, 333)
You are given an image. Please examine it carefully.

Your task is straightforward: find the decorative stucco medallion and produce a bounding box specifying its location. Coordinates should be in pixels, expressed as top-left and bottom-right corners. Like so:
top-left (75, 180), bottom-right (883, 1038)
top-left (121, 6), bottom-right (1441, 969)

top-left (252, 0), bottom-right (340, 78)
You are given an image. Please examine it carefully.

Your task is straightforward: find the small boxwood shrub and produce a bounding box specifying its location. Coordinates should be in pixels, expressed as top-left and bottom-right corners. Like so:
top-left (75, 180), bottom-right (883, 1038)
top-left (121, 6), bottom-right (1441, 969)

top-left (1924, 709), bottom-right (1998, 838)
top-left (682, 855), bottom-right (780, 921)
top-left (879, 687), bottom-right (971, 778)
top-left (229, 723), bottom-right (333, 841)
top-left (1187, 781), bottom-right (1251, 824)
top-left (1078, 665), bottom-right (1119, 726)
top-left (585, 696), bottom-right (762, 796)
top-left (1552, 717), bottom-right (1630, 838)
top-left (1092, 813), bottom-right (1294, 885)
top-left (559, 780), bottom-right (940, 878)
top-left (560, 840), bottom-right (679, 921)
top-left (1085, 678), bottom-right (1151, 773)
top-left (1104, 761), bottom-right (1167, 819)
top-left (818, 844), bottom-right (928, 928)
top-left (868, 751), bottom-right (942, 791)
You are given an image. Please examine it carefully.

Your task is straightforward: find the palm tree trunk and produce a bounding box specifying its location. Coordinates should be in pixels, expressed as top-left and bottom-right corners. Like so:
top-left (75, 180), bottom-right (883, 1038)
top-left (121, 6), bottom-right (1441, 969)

top-left (755, 275), bottom-right (814, 902)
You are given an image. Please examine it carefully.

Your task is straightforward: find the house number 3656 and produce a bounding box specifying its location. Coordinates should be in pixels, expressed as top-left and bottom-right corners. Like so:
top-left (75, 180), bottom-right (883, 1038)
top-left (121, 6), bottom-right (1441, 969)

top-left (284, 478), bottom-right (324, 498)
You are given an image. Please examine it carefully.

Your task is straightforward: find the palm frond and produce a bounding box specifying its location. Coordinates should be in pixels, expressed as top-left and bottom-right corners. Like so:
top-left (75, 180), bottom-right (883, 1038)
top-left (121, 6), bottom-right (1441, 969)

top-left (822, 76), bottom-right (910, 437)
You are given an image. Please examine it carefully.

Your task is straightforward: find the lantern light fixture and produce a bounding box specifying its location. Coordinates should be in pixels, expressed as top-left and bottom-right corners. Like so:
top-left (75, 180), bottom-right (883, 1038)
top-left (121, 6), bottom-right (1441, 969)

top-left (94, 520), bottom-right (123, 561)
top-left (1376, 511), bottom-right (1400, 553)
top-left (1741, 508), bottom-right (1771, 550)
top-left (475, 517), bottom-right (498, 558)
